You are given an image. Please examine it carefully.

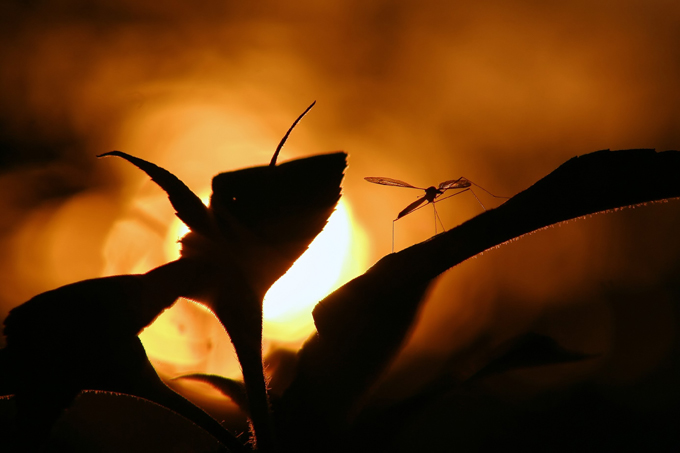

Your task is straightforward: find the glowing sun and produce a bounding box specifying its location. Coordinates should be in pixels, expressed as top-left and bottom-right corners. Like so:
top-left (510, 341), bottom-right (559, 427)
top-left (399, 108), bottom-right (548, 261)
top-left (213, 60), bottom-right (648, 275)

top-left (135, 197), bottom-right (365, 379)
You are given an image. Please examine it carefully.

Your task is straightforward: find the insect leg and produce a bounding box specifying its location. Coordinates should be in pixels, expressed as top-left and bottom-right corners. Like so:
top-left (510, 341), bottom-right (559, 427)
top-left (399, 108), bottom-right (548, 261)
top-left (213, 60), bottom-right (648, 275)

top-left (465, 179), bottom-right (510, 199)
top-left (434, 204), bottom-right (437, 234)
top-left (437, 187), bottom-right (486, 210)
top-left (469, 188), bottom-right (487, 211)
top-left (392, 219), bottom-right (396, 253)
top-left (433, 188), bottom-right (471, 205)
top-left (433, 203), bottom-right (447, 233)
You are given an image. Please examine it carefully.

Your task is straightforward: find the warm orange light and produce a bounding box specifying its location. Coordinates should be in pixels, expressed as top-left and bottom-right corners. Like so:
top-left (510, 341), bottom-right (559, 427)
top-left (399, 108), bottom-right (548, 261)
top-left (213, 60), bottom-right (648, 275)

top-left (101, 98), bottom-right (368, 382)
top-left (163, 195), bottom-right (203, 262)
top-left (160, 198), bottom-right (364, 345)
top-left (138, 298), bottom-right (243, 378)
top-left (263, 200), bottom-right (357, 344)
top-left (126, 193), bottom-right (366, 379)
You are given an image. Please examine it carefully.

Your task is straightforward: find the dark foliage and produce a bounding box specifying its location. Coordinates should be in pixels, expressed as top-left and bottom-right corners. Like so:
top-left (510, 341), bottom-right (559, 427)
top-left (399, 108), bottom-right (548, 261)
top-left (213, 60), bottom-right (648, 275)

top-left (1, 148), bottom-right (679, 452)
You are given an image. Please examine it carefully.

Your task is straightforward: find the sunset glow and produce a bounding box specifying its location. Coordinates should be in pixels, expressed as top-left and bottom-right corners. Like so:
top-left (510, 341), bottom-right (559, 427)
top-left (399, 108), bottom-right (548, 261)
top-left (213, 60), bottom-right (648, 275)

top-left (2, 3), bottom-right (680, 448)
top-left (162, 197), bottom-right (359, 342)
top-left (263, 200), bottom-right (355, 342)
top-left (134, 195), bottom-right (365, 379)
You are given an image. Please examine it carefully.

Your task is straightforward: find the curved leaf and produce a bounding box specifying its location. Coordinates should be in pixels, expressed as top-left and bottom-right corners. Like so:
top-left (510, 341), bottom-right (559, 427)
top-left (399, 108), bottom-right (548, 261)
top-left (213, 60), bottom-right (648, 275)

top-left (470, 333), bottom-right (598, 381)
top-left (98, 151), bottom-right (214, 237)
top-left (1, 263), bottom-right (247, 452)
top-left (177, 374), bottom-right (249, 414)
top-left (279, 149), bottom-right (680, 447)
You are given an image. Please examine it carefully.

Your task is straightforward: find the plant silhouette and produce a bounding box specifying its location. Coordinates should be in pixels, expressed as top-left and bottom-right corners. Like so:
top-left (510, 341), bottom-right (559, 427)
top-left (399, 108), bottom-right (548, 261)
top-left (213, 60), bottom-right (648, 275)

top-left (1, 103), bottom-right (345, 452)
top-left (1, 146), bottom-right (679, 452)
top-left (0, 268), bottom-right (247, 452)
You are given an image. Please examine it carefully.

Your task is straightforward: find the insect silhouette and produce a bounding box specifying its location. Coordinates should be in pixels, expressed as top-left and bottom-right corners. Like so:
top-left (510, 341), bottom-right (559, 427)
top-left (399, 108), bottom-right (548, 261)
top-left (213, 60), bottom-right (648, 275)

top-left (365, 176), bottom-right (507, 251)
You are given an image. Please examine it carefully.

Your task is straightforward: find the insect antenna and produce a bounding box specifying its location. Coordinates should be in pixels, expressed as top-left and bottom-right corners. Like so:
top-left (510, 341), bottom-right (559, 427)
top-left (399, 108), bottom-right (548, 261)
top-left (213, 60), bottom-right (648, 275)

top-left (269, 100), bottom-right (316, 167)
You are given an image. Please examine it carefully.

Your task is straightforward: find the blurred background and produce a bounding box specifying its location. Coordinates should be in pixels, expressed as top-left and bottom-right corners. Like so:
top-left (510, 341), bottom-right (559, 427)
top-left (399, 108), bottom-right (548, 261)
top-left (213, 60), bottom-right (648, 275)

top-left (1, 0), bottom-right (680, 449)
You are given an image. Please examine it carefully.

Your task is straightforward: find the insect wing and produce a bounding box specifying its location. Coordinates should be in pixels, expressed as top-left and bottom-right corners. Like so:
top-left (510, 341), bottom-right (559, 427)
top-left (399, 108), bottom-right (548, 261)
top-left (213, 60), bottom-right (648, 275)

top-left (397, 195), bottom-right (428, 219)
top-left (439, 177), bottom-right (471, 190)
top-left (364, 177), bottom-right (422, 189)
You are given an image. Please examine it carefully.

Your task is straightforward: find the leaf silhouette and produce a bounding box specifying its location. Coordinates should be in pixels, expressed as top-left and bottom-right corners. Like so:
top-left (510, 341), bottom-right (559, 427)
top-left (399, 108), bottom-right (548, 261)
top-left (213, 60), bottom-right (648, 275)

top-left (469, 333), bottom-right (598, 381)
top-left (91, 106), bottom-right (345, 451)
top-left (3, 114), bottom-right (346, 451)
top-left (48, 391), bottom-right (235, 453)
top-left (277, 148), bottom-right (680, 450)
top-left (177, 374), bottom-right (249, 414)
top-left (98, 151), bottom-right (214, 237)
top-left (1, 263), bottom-right (247, 452)
top-left (209, 152), bottom-right (346, 263)
top-left (189, 149), bottom-right (346, 451)
top-left (338, 334), bottom-right (597, 453)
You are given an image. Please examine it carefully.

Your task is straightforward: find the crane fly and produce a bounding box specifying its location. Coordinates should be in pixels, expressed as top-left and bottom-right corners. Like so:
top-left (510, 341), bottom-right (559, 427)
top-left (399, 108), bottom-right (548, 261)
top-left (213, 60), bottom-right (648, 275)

top-left (364, 176), bottom-right (473, 219)
top-left (365, 175), bottom-right (507, 252)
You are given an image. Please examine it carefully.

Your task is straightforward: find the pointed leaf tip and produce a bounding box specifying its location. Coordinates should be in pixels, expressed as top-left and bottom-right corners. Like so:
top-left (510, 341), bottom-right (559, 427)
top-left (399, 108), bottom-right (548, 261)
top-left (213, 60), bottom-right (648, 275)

top-left (99, 151), bottom-right (213, 236)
